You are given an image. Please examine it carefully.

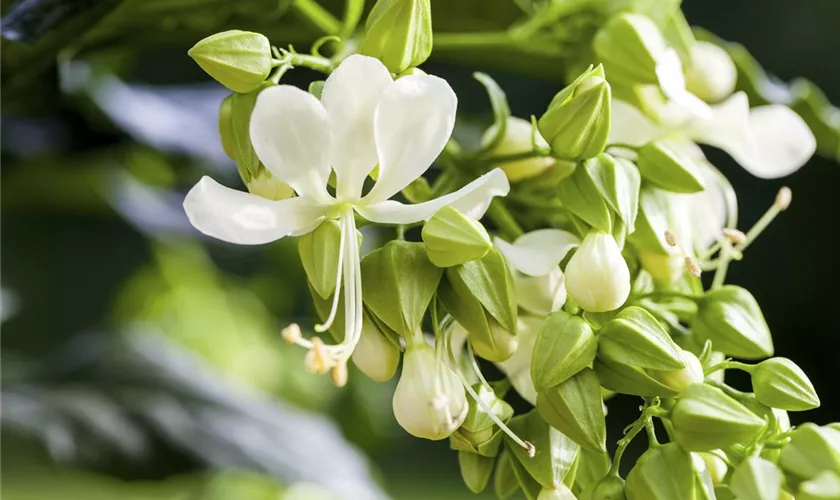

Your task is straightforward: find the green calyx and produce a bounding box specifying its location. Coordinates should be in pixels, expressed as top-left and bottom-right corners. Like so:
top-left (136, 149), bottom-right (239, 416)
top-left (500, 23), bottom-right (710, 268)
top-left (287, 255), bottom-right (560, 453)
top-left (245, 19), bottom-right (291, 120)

top-left (538, 64), bottom-right (612, 161)
top-left (450, 383), bottom-right (513, 457)
top-left (625, 443), bottom-right (713, 500)
top-left (422, 206), bottom-right (492, 268)
top-left (458, 451), bottom-right (495, 494)
top-left (669, 384), bottom-right (766, 451)
top-left (693, 286), bottom-right (774, 360)
top-left (531, 310), bottom-right (597, 392)
top-left (556, 161), bottom-right (614, 233)
top-left (730, 456), bottom-right (783, 500)
top-left (779, 423), bottom-right (840, 481)
top-left (189, 30), bottom-right (273, 93)
top-left (593, 13), bottom-right (666, 89)
top-left (750, 357), bottom-right (820, 411)
top-left (360, 0), bottom-right (433, 74)
top-left (597, 306), bottom-right (686, 371)
top-left (536, 368), bottom-right (607, 453)
top-left (637, 141), bottom-right (707, 194)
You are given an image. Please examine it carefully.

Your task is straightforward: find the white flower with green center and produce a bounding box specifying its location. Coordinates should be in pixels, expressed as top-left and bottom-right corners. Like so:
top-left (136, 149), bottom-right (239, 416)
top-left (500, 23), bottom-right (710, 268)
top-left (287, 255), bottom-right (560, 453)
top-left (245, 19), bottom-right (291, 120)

top-left (184, 54), bottom-right (509, 374)
top-left (610, 90), bottom-right (816, 179)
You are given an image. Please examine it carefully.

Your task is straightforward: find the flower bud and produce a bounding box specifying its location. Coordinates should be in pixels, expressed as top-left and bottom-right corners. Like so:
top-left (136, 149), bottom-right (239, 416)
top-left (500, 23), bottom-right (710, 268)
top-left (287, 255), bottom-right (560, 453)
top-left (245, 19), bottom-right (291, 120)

top-left (482, 117), bottom-right (555, 181)
top-left (450, 383), bottom-right (513, 457)
top-left (637, 141), bottom-right (707, 194)
top-left (360, 0), bottom-right (433, 74)
top-left (779, 423), bottom-right (840, 481)
top-left (751, 357), bottom-right (820, 411)
top-left (441, 249), bottom-right (518, 362)
top-left (459, 451), bottom-right (495, 493)
top-left (421, 206), bottom-right (492, 268)
top-left (594, 357), bottom-right (680, 398)
top-left (531, 310), bottom-right (597, 391)
top-left (593, 14), bottom-right (666, 88)
top-left (537, 368), bottom-right (607, 452)
top-left (538, 65), bottom-right (612, 160)
top-left (730, 457), bottom-right (782, 500)
top-left (646, 348), bottom-right (705, 393)
top-left (579, 475), bottom-right (626, 500)
top-left (352, 313), bottom-right (400, 382)
top-left (393, 341), bottom-right (467, 440)
top-left (514, 268), bottom-right (567, 316)
top-left (361, 241), bottom-right (442, 337)
top-left (625, 443), bottom-right (708, 500)
top-left (798, 471), bottom-right (840, 500)
top-left (693, 286), bottom-right (774, 360)
top-left (670, 384), bottom-right (766, 451)
top-left (685, 41), bottom-right (737, 103)
top-left (564, 232), bottom-right (630, 312)
top-left (598, 306), bottom-right (686, 371)
top-left (188, 30), bottom-right (273, 93)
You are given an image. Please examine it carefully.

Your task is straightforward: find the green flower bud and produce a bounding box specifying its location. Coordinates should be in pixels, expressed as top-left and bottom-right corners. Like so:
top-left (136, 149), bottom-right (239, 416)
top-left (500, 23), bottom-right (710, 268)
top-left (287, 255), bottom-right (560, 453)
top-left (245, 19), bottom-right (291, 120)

top-left (361, 241), bottom-right (442, 337)
top-left (441, 249), bottom-right (518, 362)
top-left (450, 383), bottom-right (513, 456)
top-left (685, 41), bottom-right (737, 103)
top-left (537, 483), bottom-right (578, 499)
top-left (798, 471), bottom-right (840, 500)
top-left (483, 117), bottom-right (556, 182)
top-left (730, 457), bottom-right (782, 500)
top-left (218, 94), bottom-right (235, 160)
top-left (594, 357), bottom-right (681, 398)
top-left (693, 286), bottom-right (774, 360)
top-left (531, 310), bottom-right (597, 391)
top-left (506, 411), bottom-right (581, 490)
top-left (625, 443), bottom-right (708, 500)
top-left (670, 384), bottom-right (766, 451)
top-left (556, 162), bottom-right (613, 232)
top-left (779, 423), bottom-right (840, 481)
top-left (538, 65), bottom-right (612, 160)
top-left (565, 232), bottom-right (630, 312)
top-left (537, 368), bottom-right (607, 452)
top-left (393, 341), bottom-right (466, 440)
top-left (352, 313), bottom-right (400, 382)
top-left (188, 30), bottom-right (272, 93)
top-left (637, 141), bottom-right (707, 194)
top-left (421, 206), bottom-right (492, 268)
top-left (459, 451), bottom-right (495, 493)
top-left (598, 306), bottom-right (686, 371)
top-left (579, 475), bottom-right (627, 500)
top-left (299, 220), bottom-right (343, 299)
top-left (646, 348), bottom-right (705, 393)
top-left (360, 0), bottom-right (432, 74)
top-left (593, 14), bottom-right (666, 88)
top-left (750, 357), bottom-right (820, 411)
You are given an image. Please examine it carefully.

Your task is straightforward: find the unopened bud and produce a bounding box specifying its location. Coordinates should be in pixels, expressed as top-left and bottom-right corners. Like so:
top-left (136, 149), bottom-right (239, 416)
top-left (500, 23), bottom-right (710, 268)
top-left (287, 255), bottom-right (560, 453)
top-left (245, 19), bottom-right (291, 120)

top-left (330, 361), bottom-right (348, 387)
top-left (752, 357), bottom-right (820, 411)
top-left (646, 348), bottom-right (705, 393)
top-left (779, 423), bottom-right (840, 481)
top-left (531, 310), bottom-right (597, 391)
top-left (775, 186), bottom-right (792, 210)
top-left (299, 220), bottom-right (344, 299)
top-left (670, 384), bottom-right (766, 451)
top-left (798, 471), bottom-right (840, 500)
top-left (422, 206), bottom-right (492, 268)
top-left (188, 30), bottom-right (273, 93)
top-left (730, 456), bottom-right (783, 500)
top-left (482, 117), bottom-right (555, 181)
top-left (685, 41), bottom-right (738, 103)
top-left (694, 286), bottom-right (774, 360)
top-left (625, 443), bottom-right (708, 500)
top-left (281, 323), bottom-right (302, 344)
top-left (564, 232), bottom-right (631, 312)
top-left (538, 65), bottom-right (612, 160)
top-left (360, 0), bottom-right (433, 73)
top-left (598, 306), bottom-right (686, 371)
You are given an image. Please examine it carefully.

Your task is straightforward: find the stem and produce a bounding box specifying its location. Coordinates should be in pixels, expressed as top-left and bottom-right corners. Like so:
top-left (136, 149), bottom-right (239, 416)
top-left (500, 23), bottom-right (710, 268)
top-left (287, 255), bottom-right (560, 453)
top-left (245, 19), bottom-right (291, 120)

top-left (287, 52), bottom-right (335, 74)
top-left (478, 150), bottom-right (551, 166)
top-left (486, 199), bottom-right (524, 241)
top-left (645, 418), bottom-right (659, 447)
top-left (704, 360), bottom-right (754, 377)
top-left (637, 290), bottom-right (699, 301)
top-left (609, 418), bottom-right (646, 476)
top-left (433, 31), bottom-right (517, 50)
top-left (396, 225), bottom-right (406, 240)
top-left (292, 0), bottom-right (342, 36)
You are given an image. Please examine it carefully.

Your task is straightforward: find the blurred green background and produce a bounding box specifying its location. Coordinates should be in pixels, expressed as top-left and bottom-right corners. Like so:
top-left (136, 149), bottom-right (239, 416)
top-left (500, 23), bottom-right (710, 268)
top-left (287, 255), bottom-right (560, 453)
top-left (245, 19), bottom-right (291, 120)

top-left (2, 0), bottom-right (838, 498)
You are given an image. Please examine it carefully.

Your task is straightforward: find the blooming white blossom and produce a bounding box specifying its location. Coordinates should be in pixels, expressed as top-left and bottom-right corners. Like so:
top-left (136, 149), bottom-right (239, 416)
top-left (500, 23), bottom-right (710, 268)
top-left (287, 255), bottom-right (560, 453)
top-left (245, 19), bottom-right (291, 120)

top-left (184, 55), bottom-right (509, 372)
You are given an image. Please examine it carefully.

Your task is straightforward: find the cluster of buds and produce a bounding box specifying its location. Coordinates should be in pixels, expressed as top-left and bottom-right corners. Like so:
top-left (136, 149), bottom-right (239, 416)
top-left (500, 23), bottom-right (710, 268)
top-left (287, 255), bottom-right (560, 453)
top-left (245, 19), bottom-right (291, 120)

top-left (181, 0), bottom-right (832, 497)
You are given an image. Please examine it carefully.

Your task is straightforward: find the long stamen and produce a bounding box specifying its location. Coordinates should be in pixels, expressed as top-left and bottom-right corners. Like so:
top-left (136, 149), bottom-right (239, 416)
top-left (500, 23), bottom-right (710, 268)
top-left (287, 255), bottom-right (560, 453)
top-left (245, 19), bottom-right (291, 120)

top-left (314, 213), bottom-right (347, 333)
top-left (441, 316), bottom-right (535, 457)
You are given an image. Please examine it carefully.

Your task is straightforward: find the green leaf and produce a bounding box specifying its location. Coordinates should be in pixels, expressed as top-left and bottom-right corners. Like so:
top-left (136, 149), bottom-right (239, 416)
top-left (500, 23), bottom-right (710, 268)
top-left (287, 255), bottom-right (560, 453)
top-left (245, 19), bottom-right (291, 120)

top-left (585, 153), bottom-right (641, 232)
top-left (360, 241), bottom-right (442, 337)
top-left (537, 368), bottom-right (607, 452)
top-left (531, 311), bottom-right (597, 391)
top-left (506, 411), bottom-right (580, 490)
top-left (229, 82), bottom-right (275, 183)
top-left (474, 72), bottom-right (511, 155)
top-left (556, 163), bottom-right (613, 233)
top-left (597, 306), bottom-right (686, 370)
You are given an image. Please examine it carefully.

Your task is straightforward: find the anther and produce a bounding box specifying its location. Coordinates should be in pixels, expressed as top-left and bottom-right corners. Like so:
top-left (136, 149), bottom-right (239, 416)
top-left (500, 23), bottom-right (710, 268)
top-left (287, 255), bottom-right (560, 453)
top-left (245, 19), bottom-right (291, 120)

top-left (722, 228), bottom-right (747, 245)
top-left (524, 441), bottom-right (536, 458)
top-left (775, 187), bottom-right (792, 210)
top-left (685, 256), bottom-right (702, 278)
top-left (330, 361), bottom-right (348, 387)
top-left (282, 323), bottom-right (302, 344)
top-left (305, 337), bottom-right (334, 374)
top-left (664, 230), bottom-right (677, 247)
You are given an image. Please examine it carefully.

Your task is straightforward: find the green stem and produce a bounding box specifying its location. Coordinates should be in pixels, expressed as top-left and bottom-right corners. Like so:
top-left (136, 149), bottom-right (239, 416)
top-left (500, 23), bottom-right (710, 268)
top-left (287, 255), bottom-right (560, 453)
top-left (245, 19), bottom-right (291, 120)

top-left (396, 225), bottom-right (406, 240)
top-left (486, 199), bottom-right (524, 241)
top-left (288, 52), bottom-right (335, 73)
top-left (292, 0), bottom-right (343, 36)
top-left (433, 31), bottom-right (517, 50)
top-left (704, 360), bottom-right (754, 377)
top-left (478, 149), bottom-right (551, 166)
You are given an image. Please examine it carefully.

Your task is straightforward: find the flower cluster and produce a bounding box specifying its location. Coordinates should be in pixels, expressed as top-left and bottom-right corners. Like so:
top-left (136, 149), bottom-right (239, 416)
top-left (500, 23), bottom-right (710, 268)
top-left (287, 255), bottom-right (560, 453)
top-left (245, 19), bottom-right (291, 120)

top-left (184, 1), bottom-right (835, 498)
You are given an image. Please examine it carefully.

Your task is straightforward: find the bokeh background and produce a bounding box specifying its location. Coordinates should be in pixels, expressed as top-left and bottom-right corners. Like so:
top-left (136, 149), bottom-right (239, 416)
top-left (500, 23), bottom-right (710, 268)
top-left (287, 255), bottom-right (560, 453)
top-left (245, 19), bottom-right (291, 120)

top-left (2, 0), bottom-right (838, 498)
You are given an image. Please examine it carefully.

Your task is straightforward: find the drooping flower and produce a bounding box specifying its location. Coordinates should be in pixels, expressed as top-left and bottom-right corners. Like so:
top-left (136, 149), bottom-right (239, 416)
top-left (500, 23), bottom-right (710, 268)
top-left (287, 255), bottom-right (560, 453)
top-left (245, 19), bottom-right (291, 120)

top-left (610, 90), bottom-right (816, 179)
top-left (184, 54), bottom-right (509, 377)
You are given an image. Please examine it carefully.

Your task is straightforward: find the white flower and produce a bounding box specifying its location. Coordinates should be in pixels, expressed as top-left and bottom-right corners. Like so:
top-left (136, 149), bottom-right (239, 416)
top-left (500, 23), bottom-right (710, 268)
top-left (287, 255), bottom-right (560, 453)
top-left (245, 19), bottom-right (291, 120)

top-left (184, 55), bottom-right (509, 370)
top-left (684, 41), bottom-right (738, 103)
top-left (494, 229), bottom-right (580, 315)
top-left (610, 90), bottom-right (816, 179)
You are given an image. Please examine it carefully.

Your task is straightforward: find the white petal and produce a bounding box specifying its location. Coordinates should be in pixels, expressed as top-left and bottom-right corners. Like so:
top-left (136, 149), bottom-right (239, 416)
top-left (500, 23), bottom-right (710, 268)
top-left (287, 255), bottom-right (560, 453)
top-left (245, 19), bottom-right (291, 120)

top-left (321, 55), bottom-right (393, 200)
top-left (685, 41), bottom-right (737, 103)
top-left (495, 316), bottom-right (541, 406)
top-left (687, 163), bottom-right (734, 251)
top-left (656, 49), bottom-right (713, 121)
top-left (691, 92), bottom-right (755, 164)
top-left (364, 74), bottom-right (457, 202)
top-left (250, 85), bottom-right (333, 202)
top-left (184, 176), bottom-right (325, 245)
top-left (514, 268), bottom-right (567, 316)
top-left (737, 105), bottom-right (816, 178)
top-left (495, 229), bottom-right (580, 277)
top-left (356, 169), bottom-right (509, 224)
top-left (608, 100), bottom-right (662, 147)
